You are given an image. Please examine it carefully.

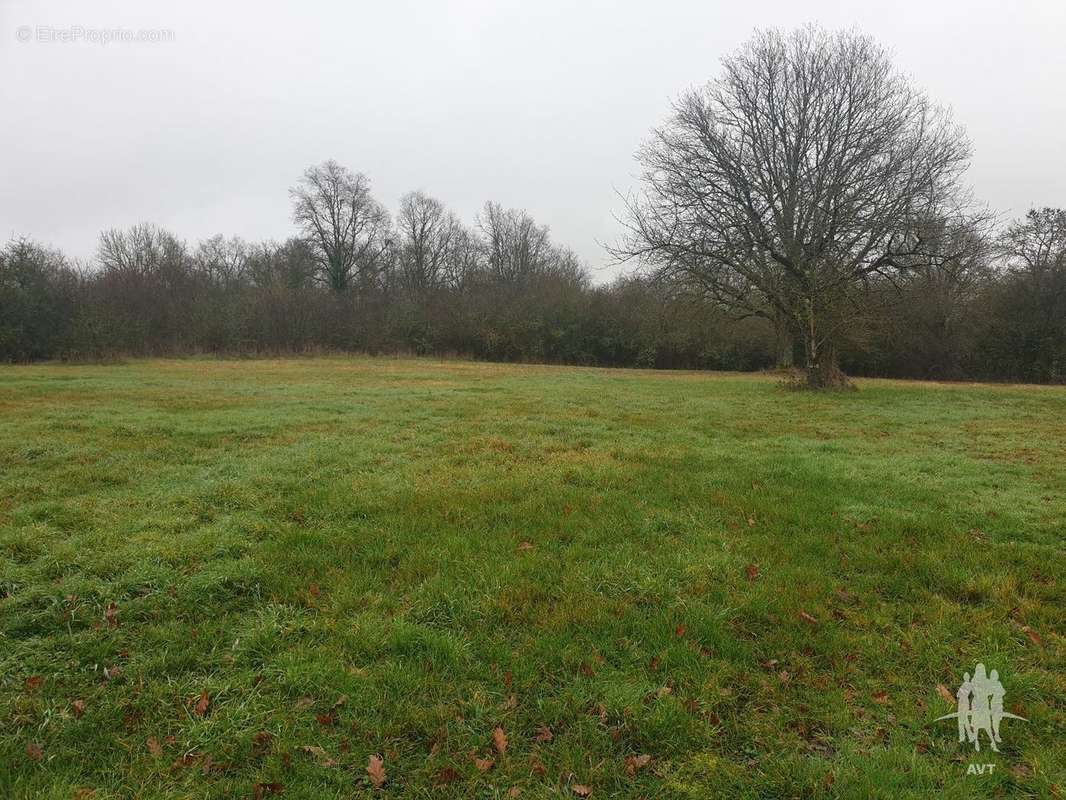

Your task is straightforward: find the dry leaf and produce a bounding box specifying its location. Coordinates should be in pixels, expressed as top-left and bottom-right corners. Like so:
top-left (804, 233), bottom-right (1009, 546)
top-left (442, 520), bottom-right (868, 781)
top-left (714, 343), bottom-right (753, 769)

top-left (572, 784), bottom-right (592, 797)
top-left (308, 584), bottom-right (321, 597)
top-left (193, 692), bottom-right (210, 716)
top-left (1021, 626), bottom-right (1043, 646)
top-left (104, 603), bottom-right (119, 628)
top-left (72, 791), bottom-right (97, 800)
top-left (871, 691), bottom-right (890, 704)
top-left (434, 766), bottom-right (461, 786)
top-left (528, 754), bottom-right (547, 775)
top-left (507, 788), bottom-right (522, 798)
top-left (147, 737), bottom-right (163, 756)
top-left (252, 782), bottom-right (283, 800)
top-left (624, 754), bottom-right (652, 777)
top-left (799, 610), bottom-right (818, 625)
top-left (72, 699), bottom-right (86, 718)
top-left (473, 754), bottom-right (495, 772)
top-left (936, 684), bottom-right (954, 704)
top-left (367, 754), bottom-right (386, 788)
top-left (517, 541), bottom-right (534, 552)
top-left (533, 725), bottom-right (553, 743)
top-left (744, 563), bottom-right (759, 581)
top-left (26, 742), bottom-right (43, 762)
top-left (493, 726), bottom-right (508, 755)
top-left (674, 624), bottom-right (687, 638)
top-left (24, 675), bottom-right (43, 692)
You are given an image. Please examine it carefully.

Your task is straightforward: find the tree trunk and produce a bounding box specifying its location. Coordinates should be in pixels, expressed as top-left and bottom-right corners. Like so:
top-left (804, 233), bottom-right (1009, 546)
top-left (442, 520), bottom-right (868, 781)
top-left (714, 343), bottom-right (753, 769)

top-left (802, 299), bottom-right (852, 390)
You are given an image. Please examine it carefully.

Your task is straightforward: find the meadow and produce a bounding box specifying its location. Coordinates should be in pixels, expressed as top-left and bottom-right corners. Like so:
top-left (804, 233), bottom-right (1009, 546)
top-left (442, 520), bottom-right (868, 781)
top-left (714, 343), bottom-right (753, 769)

top-left (1, 357), bottom-right (1063, 799)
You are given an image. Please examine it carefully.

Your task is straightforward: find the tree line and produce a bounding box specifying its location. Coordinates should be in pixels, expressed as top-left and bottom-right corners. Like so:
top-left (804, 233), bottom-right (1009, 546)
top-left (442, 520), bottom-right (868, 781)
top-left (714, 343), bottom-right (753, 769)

top-left (2, 28), bottom-right (1064, 384)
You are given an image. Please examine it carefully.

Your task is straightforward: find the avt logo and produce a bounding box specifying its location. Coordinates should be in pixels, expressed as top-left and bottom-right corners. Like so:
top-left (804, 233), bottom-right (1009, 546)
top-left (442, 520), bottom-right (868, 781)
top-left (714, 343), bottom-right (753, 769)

top-left (934, 663), bottom-right (1027, 752)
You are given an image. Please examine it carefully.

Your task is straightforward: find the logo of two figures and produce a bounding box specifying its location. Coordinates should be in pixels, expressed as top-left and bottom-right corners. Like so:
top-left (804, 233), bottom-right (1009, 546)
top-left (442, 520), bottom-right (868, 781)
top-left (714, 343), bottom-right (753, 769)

top-left (935, 663), bottom-right (1027, 752)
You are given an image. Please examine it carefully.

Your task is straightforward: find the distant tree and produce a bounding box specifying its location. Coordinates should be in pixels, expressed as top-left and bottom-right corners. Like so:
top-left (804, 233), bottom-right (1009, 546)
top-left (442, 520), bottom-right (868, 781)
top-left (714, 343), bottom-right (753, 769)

top-left (616, 26), bottom-right (979, 387)
top-left (290, 161), bottom-right (391, 293)
top-left (978, 208), bottom-right (1066, 381)
top-left (478, 202), bottom-right (553, 285)
top-left (395, 191), bottom-right (463, 292)
top-left (194, 235), bottom-right (249, 290)
top-left (96, 223), bottom-right (186, 281)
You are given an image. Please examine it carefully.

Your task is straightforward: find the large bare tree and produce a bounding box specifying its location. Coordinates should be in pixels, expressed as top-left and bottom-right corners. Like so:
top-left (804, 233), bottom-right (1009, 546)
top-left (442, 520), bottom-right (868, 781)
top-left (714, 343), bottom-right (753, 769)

top-left (290, 161), bottom-right (391, 293)
top-left (395, 191), bottom-right (464, 292)
top-left (615, 26), bottom-right (979, 387)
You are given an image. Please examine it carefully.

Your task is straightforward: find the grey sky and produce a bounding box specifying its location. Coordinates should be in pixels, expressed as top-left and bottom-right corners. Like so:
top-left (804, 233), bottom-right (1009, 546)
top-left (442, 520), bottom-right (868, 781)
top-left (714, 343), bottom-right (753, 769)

top-left (2, 0), bottom-right (1064, 282)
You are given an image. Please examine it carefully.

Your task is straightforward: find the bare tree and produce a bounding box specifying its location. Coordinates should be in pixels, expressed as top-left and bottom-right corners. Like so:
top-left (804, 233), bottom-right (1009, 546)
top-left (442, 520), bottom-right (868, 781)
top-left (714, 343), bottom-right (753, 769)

top-left (395, 191), bottom-right (463, 292)
top-left (290, 161), bottom-right (391, 293)
top-left (615, 26), bottom-right (979, 387)
top-left (194, 234), bottom-right (249, 290)
top-left (97, 223), bottom-right (186, 280)
top-left (478, 201), bottom-right (553, 285)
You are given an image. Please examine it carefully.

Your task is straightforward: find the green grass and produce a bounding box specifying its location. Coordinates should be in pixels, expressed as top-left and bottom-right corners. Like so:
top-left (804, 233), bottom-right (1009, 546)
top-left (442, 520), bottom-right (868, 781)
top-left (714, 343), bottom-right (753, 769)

top-left (1, 357), bottom-right (1063, 799)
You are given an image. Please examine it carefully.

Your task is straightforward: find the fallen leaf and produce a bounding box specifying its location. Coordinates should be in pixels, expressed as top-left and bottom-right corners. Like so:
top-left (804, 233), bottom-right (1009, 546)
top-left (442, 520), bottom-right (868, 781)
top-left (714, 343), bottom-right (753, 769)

top-left (252, 782), bottom-right (283, 800)
top-left (193, 692), bottom-right (210, 716)
top-left (104, 603), bottom-right (119, 628)
top-left (300, 745), bottom-right (338, 767)
top-left (103, 665), bottom-right (122, 681)
top-left (331, 694), bottom-right (348, 709)
top-left (516, 541), bottom-right (534, 552)
top-left (799, 611), bottom-right (818, 625)
top-left (572, 784), bottom-right (592, 797)
top-left (501, 694), bottom-right (517, 710)
top-left (308, 584), bottom-right (321, 597)
top-left (315, 712), bottom-right (336, 727)
top-left (147, 737), bottom-right (163, 756)
top-left (72, 790), bottom-right (97, 800)
top-left (434, 766), bottom-right (461, 786)
top-left (871, 691), bottom-right (890, 704)
top-left (24, 675), bottom-right (43, 692)
top-left (1021, 626), bottom-right (1043, 646)
top-left (675, 624), bottom-right (687, 638)
top-left (366, 754), bottom-right (386, 787)
top-left (473, 755), bottom-right (495, 772)
top-left (533, 725), bottom-right (553, 743)
top-left (624, 754), bottom-right (652, 777)
top-left (507, 788), bottom-right (522, 798)
top-left (493, 727), bottom-right (508, 756)
top-left (936, 684), bottom-right (954, 704)
top-left (72, 699), bottom-right (86, 718)
top-left (744, 563), bottom-right (759, 581)
top-left (648, 655), bottom-right (660, 671)
top-left (26, 742), bottom-right (43, 762)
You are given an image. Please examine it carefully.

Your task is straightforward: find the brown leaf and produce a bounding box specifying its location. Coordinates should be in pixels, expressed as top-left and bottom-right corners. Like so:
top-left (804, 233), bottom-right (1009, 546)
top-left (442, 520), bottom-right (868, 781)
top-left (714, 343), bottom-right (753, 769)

top-left (936, 684), bottom-right (954, 705)
top-left (798, 610), bottom-right (818, 625)
top-left (744, 563), bottom-right (759, 581)
top-left (104, 602), bottom-right (119, 628)
top-left (252, 731), bottom-right (274, 750)
top-left (300, 745), bottom-right (338, 767)
top-left (72, 790), bottom-right (97, 800)
top-left (308, 584), bottom-right (321, 597)
top-left (147, 737), bottom-right (163, 756)
top-left (516, 541), bottom-right (534, 552)
top-left (193, 692), bottom-right (210, 716)
top-left (871, 691), bottom-right (890, 704)
top-left (26, 742), bottom-right (43, 762)
top-left (624, 753), bottom-right (653, 777)
top-left (501, 694), bottom-right (517, 710)
top-left (315, 712), bottom-right (336, 727)
top-left (24, 675), bottom-right (43, 692)
top-left (252, 783), bottom-right (284, 800)
top-left (366, 754), bottom-right (386, 788)
top-left (648, 655), bottom-right (660, 671)
top-left (72, 699), bottom-right (87, 718)
top-left (533, 725), bottom-right (553, 743)
top-left (528, 754), bottom-right (547, 775)
top-left (674, 624), bottom-right (687, 638)
top-left (330, 694), bottom-right (348, 710)
top-left (572, 784), bottom-right (593, 797)
top-left (503, 670), bottom-right (513, 689)
top-left (1021, 626), bottom-right (1043, 646)
top-left (507, 788), bottom-right (522, 798)
top-left (433, 766), bottom-right (461, 786)
top-left (473, 754), bottom-right (495, 772)
top-left (493, 726), bottom-right (508, 756)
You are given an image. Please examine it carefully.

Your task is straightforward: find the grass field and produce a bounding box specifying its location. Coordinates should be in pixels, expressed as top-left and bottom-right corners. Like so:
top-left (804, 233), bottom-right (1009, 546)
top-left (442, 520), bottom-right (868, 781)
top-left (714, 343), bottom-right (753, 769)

top-left (1, 357), bottom-right (1063, 799)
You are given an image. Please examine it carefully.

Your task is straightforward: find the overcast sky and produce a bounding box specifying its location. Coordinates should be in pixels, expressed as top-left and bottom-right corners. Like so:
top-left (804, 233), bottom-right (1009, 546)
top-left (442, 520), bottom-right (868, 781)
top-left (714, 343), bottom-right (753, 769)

top-left (2, 0), bottom-right (1064, 281)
